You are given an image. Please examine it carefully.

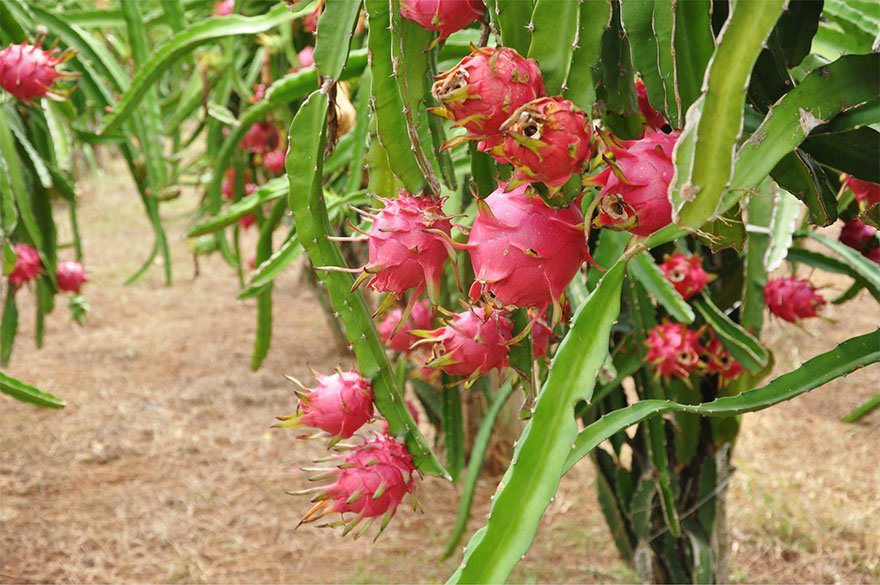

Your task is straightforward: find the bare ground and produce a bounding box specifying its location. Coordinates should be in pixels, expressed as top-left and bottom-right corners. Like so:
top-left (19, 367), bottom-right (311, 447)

top-left (1, 158), bottom-right (878, 584)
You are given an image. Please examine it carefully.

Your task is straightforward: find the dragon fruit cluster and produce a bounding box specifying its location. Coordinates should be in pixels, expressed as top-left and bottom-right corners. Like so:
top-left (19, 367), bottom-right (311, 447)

top-left (0, 40), bottom-right (76, 103)
top-left (645, 322), bottom-right (743, 382)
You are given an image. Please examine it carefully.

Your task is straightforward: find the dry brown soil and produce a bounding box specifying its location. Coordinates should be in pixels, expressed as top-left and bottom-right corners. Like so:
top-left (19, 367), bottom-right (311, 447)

top-left (1, 158), bottom-right (878, 584)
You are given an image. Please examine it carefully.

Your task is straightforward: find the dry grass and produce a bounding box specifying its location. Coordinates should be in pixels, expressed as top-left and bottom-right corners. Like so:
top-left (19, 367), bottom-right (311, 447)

top-left (0, 157), bottom-right (877, 584)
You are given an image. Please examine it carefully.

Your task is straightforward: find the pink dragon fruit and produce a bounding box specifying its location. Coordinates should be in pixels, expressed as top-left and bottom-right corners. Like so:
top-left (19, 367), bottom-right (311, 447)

top-left (658, 252), bottom-right (711, 301)
top-left (400, 0), bottom-right (484, 41)
top-left (839, 218), bottom-right (878, 259)
top-left (240, 122), bottom-right (279, 154)
top-left (297, 46), bottom-right (315, 69)
top-left (499, 97), bottom-right (593, 189)
top-left (9, 244), bottom-right (41, 287)
top-left (865, 247), bottom-right (880, 265)
top-left (703, 337), bottom-right (743, 381)
top-left (419, 307), bottom-right (513, 380)
top-left (220, 168), bottom-right (253, 200)
top-left (844, 175), bottom-right (880, 208)
top-left (355, 193), bottom-right (453, 301)
top-left (297, 433), bottom-right (417, 536)
top-left (635, 79), bottom-right (668, 130)
top-left (377, 299), bottom-right (434, 354)
top-left (430, 46), bottom-right (545, 153)
top-left (55, 261), bottom-right (88, 294)
top-left (213, 0), bottom-right (235, 16)
top-left (465, 183), bottom-right (589, 309)
top-left (763, 277), bottom-right (826, 323)
top-left (263, 148), bottom-right (287, 174)
top-left (531, 318), bottom-right (552, 360)
top-left (593, 129), bottom-right (679, 237)
top-left (0, 40), bottom-right (76, 102)
top-left (280, 370), bottom-right (374, 440)
top-left (645, 322), bottom-right (704, 379)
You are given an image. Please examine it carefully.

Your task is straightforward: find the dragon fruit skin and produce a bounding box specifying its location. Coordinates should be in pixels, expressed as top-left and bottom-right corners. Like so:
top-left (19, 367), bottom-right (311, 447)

top-left (645, 322), bottom-right (704, 380)
top-left (213, 0), bottom-right (235, 16)
top-left (499, 97), bottom-right (593, 189)
top-left (400, 0), bottom-right (484, 41)
top-left (658, 252), bottom-right (710, 301)
top-left (431, 47), bottom-right (545, 152)
top-left (0, 41), bottom-right (74, 102)
top-left (763, 277), bottom-right (826, 323)
top-left (298, 434), bottom-right (417, 534)
top-left (359, 193), bottom-right (453, 301)
top-left (466, 183), bottom-right (588, 309)
top-left (240, 122), bottom-right (279, 154)
top-left (844, 175), bottom-right (880, 207)
top-left (593, 129), bottom-right (680, 237)
top-left (377, 299), bottom-right (434, 354)
top-left (263, 148), bottom-right (287, 174)
top-left (635, 79), bottom-right (668, 130)
top-left (284, 370), bottom-right (374, 440)
top-left (297, 46), bottom-right (315, 69)
top-left (531, 318), bottom-right (552, 360)
top-left (839, 218), bottom-right (878, 261)
top-left (703, 337), bottom-right (743, 381)
top-left (423, 308), bottom-right (513, 378)
top-left (9, 244), bottom-right (42, 287)
top-left (55, 261), bottom-right (88, 294)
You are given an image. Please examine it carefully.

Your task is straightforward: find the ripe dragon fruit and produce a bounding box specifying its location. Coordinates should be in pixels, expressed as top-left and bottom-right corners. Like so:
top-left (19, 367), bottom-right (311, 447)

top-left (645, 322), bottom-right (704, 379)
top-left (9, 244), bottom-right (41, 287)
top-left (279, 370), bottom-right (374, 440)
top-left (763, 277), bottom-right (826, 323)
top-left (531, 318), bottom-right (552, 360)
top-left (703, 337), bottom-right (743, 381)
top-left (844, 175), bottom-right (880, 208)
top-left (419, 307), bottom-right (513, 380)
top-left (297, 433), bottom-right (417, 537)
top-left (839, 218), bottom-right (878, 262)
top-left (465, 183), bottom-right (588, 309)
top-left (55, 261), bottom-right (88, 294)
top-left (430, 46), bottom-right (545, 153)
top-left (213, 0), bottom-right (235, 16)
top-left (658, 252), bottom-right (711, 301)
top-left (400, 0), bottom-right (484, 42)
top-left (499, 97), bottom-right (593, 189)
top-left (593, 129), bottom-right (679, 237)
top-left (263, 148), bottom-right (287, 174)
top-left (354, 193), bottom-right (453, 301)
top-left (377, 299), bottom-right (434, 354)
top-left (297, 46), bottom-right (315, 69)
top-left (0, 40), bottom-right (76, 102)
top-left (635, 79), bottom-right (668, 130)
top-left (240, 122), bottom-right (280, 154)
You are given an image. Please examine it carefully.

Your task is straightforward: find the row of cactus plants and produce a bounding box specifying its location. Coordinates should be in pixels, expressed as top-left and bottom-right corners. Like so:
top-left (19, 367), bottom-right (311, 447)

top-left (2, 0), bottom-right (879, 582)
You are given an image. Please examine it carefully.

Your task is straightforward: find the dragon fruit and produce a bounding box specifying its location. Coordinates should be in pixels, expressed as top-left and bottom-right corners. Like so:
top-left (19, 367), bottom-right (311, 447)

top-left (703, 337), bottom-right (743, 381)
top-left (763, 277), bottom-right (826, 323)
top-left (865, 247), bottom-right (880, 265)
top-left (635, 79), bottom-right (667, 130)
top-left (593, 129), bottom-right (679, 237)
top-left (240, 122), bottom-right (279, 154)
top-left (263, 148), bottom-right (287, 174)
top-left (465, 183), bottom-right (588, 309)
top-left (844, 175), bottom-right (880, 208)
top-left (0, 40), bottom-right (76, 102)
top-left (377, 299), bottom-right (434, 354)
top-left (280, 370), bottom-right (374, 440)
top-left (499, 97), bottom-right (593, 189)
top-left (531, 318), bottom-right (552, 360)
top-left (220, 168), bottom-right (253, 200)
top-left (355, 193), bottom-right (453, 301)
top-left (658, 252), bottom-right (711, 300)
top-left (839, 218), bottom-right (878, 260)
top-left (430, 46), bottom-right (545, 153)
top-left (9, 244), bottom-right (41, 287)
top-left (297, 433), bottom-right (417, 536)
top-left (55, 261), bottom-right (88, 294)
top-left (645, 322), bottom-right (704, 379)
top-left (400, 0), bottom-right (484, 41)
top-left (419, 307), bottom-right (512, 380)
top-left (297, 46), bottom-right (315, 69)
top-left (213, 0), bottom-right (234, 16)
